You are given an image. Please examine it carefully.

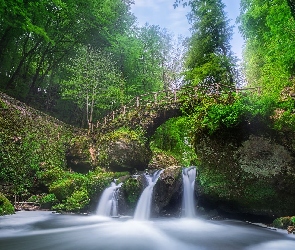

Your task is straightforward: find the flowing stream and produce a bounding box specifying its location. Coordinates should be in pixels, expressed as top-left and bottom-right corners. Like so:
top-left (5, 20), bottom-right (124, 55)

top-left (133, 170), bottom-right (163, 220)
top-left (96, 182), bottom-right (122, 217)
top-left (1, 211), bottom-right (295, 250)
top-left (2, 168), bottom-right (295, 249)
top-left (182, 167), bottom-right (196, 218)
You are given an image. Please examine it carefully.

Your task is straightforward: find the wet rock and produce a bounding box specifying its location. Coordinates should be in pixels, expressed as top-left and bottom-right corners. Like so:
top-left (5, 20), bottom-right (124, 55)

top-left (153, 166), bottom-right (182, 217)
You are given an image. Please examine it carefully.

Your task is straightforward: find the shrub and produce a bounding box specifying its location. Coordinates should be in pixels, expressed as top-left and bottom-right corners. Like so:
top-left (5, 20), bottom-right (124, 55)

top-left (0, 193), bottom-right (14, 215)
top-left (273, 216), bottom-right (295, 229)
top-left (64, 189), bottom-right (90, 212)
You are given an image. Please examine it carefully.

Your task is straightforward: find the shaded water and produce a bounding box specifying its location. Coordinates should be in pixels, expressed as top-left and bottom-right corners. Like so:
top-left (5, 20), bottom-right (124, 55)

top-left (1, 211), bottom-right (295, 250)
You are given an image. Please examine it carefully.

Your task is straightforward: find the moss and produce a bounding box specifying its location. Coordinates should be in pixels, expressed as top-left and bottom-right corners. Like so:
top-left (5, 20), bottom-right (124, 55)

top-left (237, 135), bottom-right (293, 178)
top-left (195, 123), bottom-right (295, 216)
top-left (121, 177), bottom-right (141, 208)
top-left (96, 127), bottom-right (151, 171)
top-left (198, 168), bottom-right (231, 199)
top-left (0, 193), bottom-right (14, 215)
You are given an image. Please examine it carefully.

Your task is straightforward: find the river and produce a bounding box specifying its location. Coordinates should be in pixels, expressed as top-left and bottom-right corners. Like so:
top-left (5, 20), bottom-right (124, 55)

top-left (1, 211), bottom-right (295, 250)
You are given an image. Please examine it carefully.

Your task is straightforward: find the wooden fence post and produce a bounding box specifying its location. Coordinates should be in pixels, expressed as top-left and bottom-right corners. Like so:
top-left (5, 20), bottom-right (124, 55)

top-left (104, 117), bottom-right (107, 125)
top-left (154, 93), bottom-right (158, 104)
top-left (123, 106), bottom-right (126, 115)
top-left (136, 96), bottom-right (139, 107)
top-left (216, 83), bottom-right (220, 93)
top-left (112, 111), bottom-right (115, 120)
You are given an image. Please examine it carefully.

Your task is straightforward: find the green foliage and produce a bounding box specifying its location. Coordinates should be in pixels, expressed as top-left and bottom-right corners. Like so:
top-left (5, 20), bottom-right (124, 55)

top-left (150, 117), bottom-right (197, 166)
top-left (28, 193), bottom-right (58, 206)
top-left (121, 178), bottom-right (141, 208)
top-left (184, 0), bottom-right (237, 88)
top-left (59, 189), bottom-right (90, 212)
top-left (273, 216), bottom-right (295, 229)
top-left (0, 101), bottom-right (72, 198)
top-left (85, 169), bottom-right (114, 198)
top-left (185, 92), bottom-right (277, 136)
top-left (239, 0), bottom-right (295, 94)
top-left (62, 45), bottom-right (126, 126)
top-left (64, 189), bottom-right (90, 212)
top-left (48, 168), bottom-right (117, 212)
top-left (49, 173), bottom-right (88, 201)
top-left (0, 193), bottom-right (14, 216)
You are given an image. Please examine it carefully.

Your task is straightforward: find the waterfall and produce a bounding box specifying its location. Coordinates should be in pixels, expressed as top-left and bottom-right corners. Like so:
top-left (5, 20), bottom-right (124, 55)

top-left (182, 166), bottom-right (196, 218)
top-left (133, 170), bottom-right (163, 221)
top-left (96, 182), bottom-right (122, 217)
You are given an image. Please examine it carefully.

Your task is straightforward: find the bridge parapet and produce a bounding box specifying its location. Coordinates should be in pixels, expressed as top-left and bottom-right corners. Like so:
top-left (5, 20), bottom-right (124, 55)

top-left (91, 84), bottom-right (262, 134)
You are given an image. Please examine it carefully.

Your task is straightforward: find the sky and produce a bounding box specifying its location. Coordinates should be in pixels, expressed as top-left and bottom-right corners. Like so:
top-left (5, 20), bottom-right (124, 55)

top-left (131, 0), bottom-right (244, 59)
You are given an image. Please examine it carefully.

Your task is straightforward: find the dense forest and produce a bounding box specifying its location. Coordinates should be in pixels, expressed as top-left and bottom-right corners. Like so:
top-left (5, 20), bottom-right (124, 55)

top-left (0, 0), bottom-right (185, 128)
top-left (1, 0), bottom-right (295, 228)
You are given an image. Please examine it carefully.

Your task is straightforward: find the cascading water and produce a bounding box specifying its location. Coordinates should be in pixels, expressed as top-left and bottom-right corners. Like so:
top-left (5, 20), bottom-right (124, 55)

top-left (133, 170), bottom-right (163, 220)
top-left (96, 182), bottom-right (122, 217)
top-left (182, 166), bottom-right (196, 218)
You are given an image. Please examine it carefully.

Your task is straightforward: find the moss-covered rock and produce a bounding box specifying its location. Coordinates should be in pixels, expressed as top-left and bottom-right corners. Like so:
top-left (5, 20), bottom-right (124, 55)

top-left (96, 128), bottom-right (152, 172)
top-left (66, 134), bottom-right (94, 173)
top-left (148, 151), bottom-right (179, 170)
top-left (119, 176), bottom-right (142, 215)
top-left (194, 121), bottom-right (295, 218)
top-left (0, 193), bottom-right (14, 215)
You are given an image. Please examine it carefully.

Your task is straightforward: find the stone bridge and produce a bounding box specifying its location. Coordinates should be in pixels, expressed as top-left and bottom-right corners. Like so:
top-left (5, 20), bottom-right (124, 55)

top-left (92, 84), bottom-right (262, 136)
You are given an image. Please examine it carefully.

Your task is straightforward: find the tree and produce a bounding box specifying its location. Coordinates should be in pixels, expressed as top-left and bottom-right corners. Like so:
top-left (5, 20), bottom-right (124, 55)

top-left (178, 0), bottom-right (236, 91)
top-left (62, 45), bottom-right (125, 128)
top-left (239, 0), bottom-right (295, 94)
top-left (0, 0), bottom-right (134, 111)
top-left (110, 24), bottom-right (184, 99)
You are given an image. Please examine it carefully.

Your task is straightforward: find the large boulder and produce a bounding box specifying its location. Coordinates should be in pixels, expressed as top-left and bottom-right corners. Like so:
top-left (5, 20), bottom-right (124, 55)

top-left (195, 120), bottom-right (295, 218)
top-left (96, 129), bottom-right (152, 172)
top-left (66, 128), bottom-right (152, 173)
top-left (153, 166), bottom-right (183, 217)
top-left (66, 135), bottom-right (93, 173)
